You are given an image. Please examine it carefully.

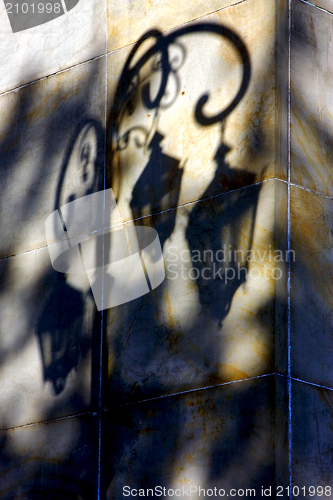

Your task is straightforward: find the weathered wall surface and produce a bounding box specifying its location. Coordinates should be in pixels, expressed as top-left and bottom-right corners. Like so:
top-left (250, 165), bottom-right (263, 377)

top-left (0, 0), bottom-right (278, 497)
top-left (0, 0), bottom-right (328, 497)
top-left (291, 0), bottom-right (333, 491)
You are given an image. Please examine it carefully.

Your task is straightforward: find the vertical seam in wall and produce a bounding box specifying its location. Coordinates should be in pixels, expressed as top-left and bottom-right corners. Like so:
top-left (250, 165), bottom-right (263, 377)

top-left (287, 0), bottom-right (292, 495)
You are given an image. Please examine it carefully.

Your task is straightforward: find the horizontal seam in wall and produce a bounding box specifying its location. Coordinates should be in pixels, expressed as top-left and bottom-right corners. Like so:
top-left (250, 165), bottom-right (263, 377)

top-left (114, 374), bottom-right (333, 411)
top-left (4, 374), bottom-right (332, 431)
top-left (289, 182), bottom-right (333, 200)
top-left (291, 376), bottom-right (333, 391)
top-left (105, 0), bottom-right (248, 58)
top-left (277, 373), bottom-right (333, 392)
top-left (0, 410), bottom-right (95, 434)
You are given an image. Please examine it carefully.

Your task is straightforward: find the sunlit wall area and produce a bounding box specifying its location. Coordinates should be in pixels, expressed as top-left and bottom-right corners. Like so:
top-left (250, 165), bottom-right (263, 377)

top-left (290, 0), bottom-right (333, 490)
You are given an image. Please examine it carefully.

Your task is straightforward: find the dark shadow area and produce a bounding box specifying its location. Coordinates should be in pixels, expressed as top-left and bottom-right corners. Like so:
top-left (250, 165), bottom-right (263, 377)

top-left (0, 60), bottom-right (104, 499)
top-left (0, 2), bottom-right (325, 497)
top-left (0, 413), bottom-right (99, 500)
top-left (130, 130), bottom-right (183, 249)
top-left (37, 274), bottom-right (87, 395)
